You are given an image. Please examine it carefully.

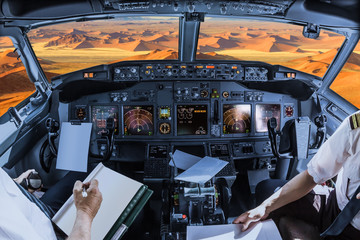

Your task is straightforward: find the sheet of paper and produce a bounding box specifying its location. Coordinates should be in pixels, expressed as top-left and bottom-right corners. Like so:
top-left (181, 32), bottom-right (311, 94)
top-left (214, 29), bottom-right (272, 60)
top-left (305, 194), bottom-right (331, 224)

top-left (169, 150), bottom-right (202, 170)
top-left (175, 156), bottom-right (228, 184)
top-left (56, 122), bottom-right (92, 172)
top-left (187, 219), bottom-right (282, 240)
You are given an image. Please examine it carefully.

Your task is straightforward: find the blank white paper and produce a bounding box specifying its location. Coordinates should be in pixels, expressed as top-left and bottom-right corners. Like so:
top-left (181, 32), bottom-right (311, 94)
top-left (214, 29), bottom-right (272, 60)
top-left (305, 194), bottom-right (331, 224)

top-left (56, 122), bottom-right (92, 172)
top-left (169, 150), bottom-right (202, 170)
top-left (187, 219), bottom-right (282, 240)
top-left (174, 156), bottom-right (228, 184)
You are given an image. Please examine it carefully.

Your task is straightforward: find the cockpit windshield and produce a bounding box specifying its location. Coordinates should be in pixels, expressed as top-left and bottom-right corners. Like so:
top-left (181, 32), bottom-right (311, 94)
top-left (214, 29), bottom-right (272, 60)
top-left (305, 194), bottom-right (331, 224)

top-left (28, 16), bottom-right (179, 78)
top-left (28, 16), bottom-right (346, 80)
top-left (197, 18), bottom-right (345, 78)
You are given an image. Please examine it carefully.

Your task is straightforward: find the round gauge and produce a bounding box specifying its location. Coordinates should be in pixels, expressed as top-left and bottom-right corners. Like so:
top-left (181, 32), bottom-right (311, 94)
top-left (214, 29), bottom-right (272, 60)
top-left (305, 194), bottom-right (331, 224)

top-left (76, 107), bottom-right (86, 120)
top-left (222, 91), bottom-right (229, 98)
top-left (200, 89), bottom-right (209, 98)
top-left (223, 105), bottom-right (251, 134)
top-left (159, 122), bottom-right (171, 134)
top-left (195, 126), bottom-right (206, 135)
top-left (285, 106), bottom-right (294, 117)
top-left (124, 106), bottom-right (153, 135)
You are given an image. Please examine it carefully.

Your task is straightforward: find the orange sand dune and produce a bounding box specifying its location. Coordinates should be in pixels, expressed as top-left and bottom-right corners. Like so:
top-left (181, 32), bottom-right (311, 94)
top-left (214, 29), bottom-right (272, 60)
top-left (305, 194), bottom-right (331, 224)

top-left (0, 91), bottom-right (34, 116)
top-left (0, 50), bottom-right (23, 66)
top-left (331, 72), bottom-right (360, 107)
top-left (283, 49), bottom-right (360, 76)
top-left (117, 49), bottom-right (178, 61)
top-left (117, 40), bottom-right (171, 51)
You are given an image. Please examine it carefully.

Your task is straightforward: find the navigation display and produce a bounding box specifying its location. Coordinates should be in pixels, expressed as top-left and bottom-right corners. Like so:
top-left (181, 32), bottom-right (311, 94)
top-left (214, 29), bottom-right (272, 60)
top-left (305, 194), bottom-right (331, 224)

top-left (223, 104), bottom-right (251, 134)
top-left (91, 106), bottom-right (119, 136)
top-left (123, 105), bottom-right (154, 136)
top-left (255, 104), bottom-right (281, 132)
top-left (177, 105), bottom-right (207, 136)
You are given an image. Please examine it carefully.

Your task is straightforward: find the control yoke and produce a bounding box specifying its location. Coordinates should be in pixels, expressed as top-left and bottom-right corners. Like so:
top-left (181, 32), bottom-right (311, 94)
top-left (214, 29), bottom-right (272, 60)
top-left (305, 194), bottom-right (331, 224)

top-left (268, 117), bottom-right (311, 161)
top-left (267, 117), bottom-right (292, 159)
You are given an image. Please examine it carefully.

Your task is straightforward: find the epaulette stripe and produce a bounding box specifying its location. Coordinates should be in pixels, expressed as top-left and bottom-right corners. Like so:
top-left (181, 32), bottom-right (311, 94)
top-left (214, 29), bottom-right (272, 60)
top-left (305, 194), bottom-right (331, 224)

top-left (350, 115), bottom-right (355, 129)
top-left (356, 114), bottom-right (360, 127)
top-left (350, 114), bottom-right (360, 130)
top-left (353, 115), bottom-right (358, 128)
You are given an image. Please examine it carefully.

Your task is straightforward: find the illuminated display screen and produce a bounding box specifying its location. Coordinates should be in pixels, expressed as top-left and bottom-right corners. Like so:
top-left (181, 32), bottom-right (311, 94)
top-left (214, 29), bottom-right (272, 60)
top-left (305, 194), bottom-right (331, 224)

top-left (177, 105), bottom-right (207, 136)
top-left (91, 106), bottom-right (119, 136)
top-left (159, 106), bottom-right (171, 120)
top-left (255, 104), bottom-right (281, 132)
top-left (223, 104), bottom-right (251, 134)
top-left (123, 106), bottom-right (154, 136)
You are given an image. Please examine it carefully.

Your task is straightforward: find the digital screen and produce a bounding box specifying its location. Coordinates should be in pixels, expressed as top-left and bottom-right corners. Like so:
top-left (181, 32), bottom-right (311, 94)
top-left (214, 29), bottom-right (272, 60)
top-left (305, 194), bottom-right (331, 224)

top-left (255, 104), bottom-right (281, 132)
top-left (123, 105), bottom-right (154, 136)
top-left (223, 104), bottom-right (251, 134)
top-left (177, 105), bottom-right (207, 136)
top-left (91, 106), bottom-right (119, 136)
top-left (159, 106), bottom-right (171, 120)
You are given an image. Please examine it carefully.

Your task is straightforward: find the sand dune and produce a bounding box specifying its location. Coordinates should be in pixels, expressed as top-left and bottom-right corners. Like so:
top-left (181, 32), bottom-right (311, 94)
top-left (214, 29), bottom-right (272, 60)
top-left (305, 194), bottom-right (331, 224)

top-left (117, 49), bottom-right (178, 61)
top-left (42, 30), bottom-right (178, 52)
top-left (330, 72), bottom-right (360, 107)
top-left (280, 49), bottom-right (360, 76)
top-left (0, 91), bottom-right (34, 116)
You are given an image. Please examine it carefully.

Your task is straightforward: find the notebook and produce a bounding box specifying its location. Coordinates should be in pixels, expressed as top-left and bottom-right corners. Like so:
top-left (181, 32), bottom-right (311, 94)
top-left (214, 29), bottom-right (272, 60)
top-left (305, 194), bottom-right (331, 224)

top-left (52, 163), bottom-right (153, 240)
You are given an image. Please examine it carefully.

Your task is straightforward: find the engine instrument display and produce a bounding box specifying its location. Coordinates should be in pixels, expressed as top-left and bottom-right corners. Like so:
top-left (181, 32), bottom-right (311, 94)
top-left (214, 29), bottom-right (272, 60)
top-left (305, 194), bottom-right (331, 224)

top-left (223, 104), bottom-right (251, 134)
top-left (123, 105), bottom-right (154, 136)
top-left (91, 106), bottom-right (119, 136)
top-left (177, 105), bottom-right (207, 136)
top-left (159, 106), bottom-right (171, 120)
top-left (255, 104), bottom-right (281, 132)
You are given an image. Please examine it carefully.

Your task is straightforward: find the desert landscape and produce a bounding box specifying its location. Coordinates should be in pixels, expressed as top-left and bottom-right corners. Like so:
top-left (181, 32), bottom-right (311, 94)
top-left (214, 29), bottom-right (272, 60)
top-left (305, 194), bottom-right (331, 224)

top-left (1, 18), bottom-right (360, 116)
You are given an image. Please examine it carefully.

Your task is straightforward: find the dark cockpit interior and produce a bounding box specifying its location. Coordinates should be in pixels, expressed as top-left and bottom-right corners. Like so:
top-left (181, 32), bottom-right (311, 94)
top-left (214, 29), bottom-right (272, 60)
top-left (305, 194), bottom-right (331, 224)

top-left (0, 0), bottom-right (360, 239)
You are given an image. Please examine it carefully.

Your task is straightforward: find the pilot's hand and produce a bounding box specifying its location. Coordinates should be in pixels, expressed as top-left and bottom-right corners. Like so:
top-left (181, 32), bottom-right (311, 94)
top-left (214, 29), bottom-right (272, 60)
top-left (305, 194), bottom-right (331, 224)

top-left (357, 192), bottom-right (360, 199)
top-left (73, 180), bottom-right (103, 221)
top-left (14, 169), bottom-right (35, 184)
top-left (233, 205), bottom-right (269, 231)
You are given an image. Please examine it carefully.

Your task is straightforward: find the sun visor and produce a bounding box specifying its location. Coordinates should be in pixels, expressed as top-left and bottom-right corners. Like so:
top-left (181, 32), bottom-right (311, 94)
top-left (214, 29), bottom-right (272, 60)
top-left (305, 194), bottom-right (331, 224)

top-left (1, 0), bottom-right (95, 18)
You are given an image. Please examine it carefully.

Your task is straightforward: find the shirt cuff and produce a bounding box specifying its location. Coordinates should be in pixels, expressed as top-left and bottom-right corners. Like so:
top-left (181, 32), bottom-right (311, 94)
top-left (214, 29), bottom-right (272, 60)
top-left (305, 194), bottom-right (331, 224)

top-left (307, 160), bottom-right (323, 184)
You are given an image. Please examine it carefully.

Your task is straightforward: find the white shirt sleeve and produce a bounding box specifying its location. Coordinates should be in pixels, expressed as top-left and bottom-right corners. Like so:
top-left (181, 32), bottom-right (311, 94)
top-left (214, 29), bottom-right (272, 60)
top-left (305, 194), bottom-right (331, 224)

top-left (307, 116), bottom-right (352, 184)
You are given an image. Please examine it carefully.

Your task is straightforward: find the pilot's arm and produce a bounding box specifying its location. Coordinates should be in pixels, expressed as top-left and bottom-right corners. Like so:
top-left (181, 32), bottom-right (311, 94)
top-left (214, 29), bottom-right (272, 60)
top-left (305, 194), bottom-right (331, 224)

top-left (67, 179), bottom-right (102, 240)
top-left (234, 114), bottom-right (356, 231)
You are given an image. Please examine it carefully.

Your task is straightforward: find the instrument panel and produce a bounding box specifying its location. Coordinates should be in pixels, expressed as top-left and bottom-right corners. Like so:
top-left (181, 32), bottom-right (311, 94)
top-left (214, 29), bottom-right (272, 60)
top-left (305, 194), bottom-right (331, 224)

top-left (70, 82), bottom-right (297, 139)
top-left (66, 61), bottom-right (299, 161)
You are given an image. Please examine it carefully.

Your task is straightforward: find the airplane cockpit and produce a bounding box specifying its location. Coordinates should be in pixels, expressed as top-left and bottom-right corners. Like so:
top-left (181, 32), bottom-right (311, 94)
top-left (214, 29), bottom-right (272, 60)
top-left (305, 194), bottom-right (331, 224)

top-left (0, 0), bottom-right (359, 239)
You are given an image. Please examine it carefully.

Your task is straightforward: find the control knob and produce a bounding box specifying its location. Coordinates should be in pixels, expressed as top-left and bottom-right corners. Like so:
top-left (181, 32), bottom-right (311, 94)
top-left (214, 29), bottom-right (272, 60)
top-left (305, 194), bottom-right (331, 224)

top-left (114, 68), bottom-right (121, 74)
top-left (130, 67), bottom-right (137, 73)
top-left (192, 92), bottom-right (199, 98)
